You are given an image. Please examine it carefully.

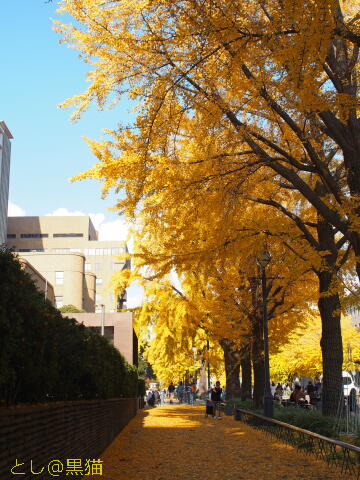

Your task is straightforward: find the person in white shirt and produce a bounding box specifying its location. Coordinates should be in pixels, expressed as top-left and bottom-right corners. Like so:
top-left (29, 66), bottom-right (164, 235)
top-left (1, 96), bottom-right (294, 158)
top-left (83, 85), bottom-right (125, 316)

top-left (270, 382), bottom-right (276, 398)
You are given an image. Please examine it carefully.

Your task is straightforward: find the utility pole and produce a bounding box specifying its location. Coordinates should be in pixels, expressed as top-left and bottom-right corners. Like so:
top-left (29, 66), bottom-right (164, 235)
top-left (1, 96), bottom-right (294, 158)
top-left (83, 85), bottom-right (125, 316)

top-left (101, 304), bottom-right (105, 336)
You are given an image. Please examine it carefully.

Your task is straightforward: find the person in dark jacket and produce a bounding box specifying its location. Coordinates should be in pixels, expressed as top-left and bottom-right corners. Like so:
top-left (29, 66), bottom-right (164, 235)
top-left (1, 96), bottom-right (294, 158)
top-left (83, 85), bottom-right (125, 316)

top-left (147, 390), bottom-right (155, 407)
top-left (168, 382), bottom-right (175, 404)
top-left (210, 381), bottom-right (223, 419)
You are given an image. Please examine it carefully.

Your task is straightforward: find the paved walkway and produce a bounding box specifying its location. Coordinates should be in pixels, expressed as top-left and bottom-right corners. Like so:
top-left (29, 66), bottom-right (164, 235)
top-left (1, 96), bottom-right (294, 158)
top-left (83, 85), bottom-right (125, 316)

top-left (94, 405), bottom-right (335, 480)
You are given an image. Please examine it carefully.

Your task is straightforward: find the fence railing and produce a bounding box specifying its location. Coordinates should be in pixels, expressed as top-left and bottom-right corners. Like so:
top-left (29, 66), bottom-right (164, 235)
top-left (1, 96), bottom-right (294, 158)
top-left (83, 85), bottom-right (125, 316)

top-left (235, 408), bottom-right (360, 480)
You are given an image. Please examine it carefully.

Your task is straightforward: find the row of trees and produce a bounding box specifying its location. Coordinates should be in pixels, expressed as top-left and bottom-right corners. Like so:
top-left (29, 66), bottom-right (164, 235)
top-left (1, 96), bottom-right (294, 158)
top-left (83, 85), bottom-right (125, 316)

top-left (0, 248), bottom-right (138, 405)
top-left (56, 0), bottom-right (360, 415)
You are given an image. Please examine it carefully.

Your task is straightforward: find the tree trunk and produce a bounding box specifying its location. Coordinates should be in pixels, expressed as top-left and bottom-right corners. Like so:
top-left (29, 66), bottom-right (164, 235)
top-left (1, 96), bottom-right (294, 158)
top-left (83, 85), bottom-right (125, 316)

top-left (240, 347), bottom-right (252, 401)
top-left (220, 339), bottom-right (241, 398)
top-left (316, 217), bottom-right (343, 416)
top-left (251, 314), bottom-right (265, 409)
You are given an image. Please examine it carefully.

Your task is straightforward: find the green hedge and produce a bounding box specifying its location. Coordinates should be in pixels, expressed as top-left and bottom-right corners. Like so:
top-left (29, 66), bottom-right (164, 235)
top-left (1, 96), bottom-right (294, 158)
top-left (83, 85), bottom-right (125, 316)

top-left (137, 378), bottom-right (146, 397)
top-left (274, 408), bottom-right (336, 438)
top-left (0, 248), bottom-right (138, 405)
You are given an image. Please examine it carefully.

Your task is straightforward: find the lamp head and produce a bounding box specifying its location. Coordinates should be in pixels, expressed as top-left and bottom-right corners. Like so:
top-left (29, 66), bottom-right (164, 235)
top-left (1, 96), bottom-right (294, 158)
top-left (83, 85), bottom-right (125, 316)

top-left (257, 250), bottom-right (272, 268)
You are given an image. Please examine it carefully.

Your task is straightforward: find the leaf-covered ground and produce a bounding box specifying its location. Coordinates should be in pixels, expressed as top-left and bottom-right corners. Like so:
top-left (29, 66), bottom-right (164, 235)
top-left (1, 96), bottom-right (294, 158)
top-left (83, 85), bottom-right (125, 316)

top-left (96, 405), bottom-right (337, 480)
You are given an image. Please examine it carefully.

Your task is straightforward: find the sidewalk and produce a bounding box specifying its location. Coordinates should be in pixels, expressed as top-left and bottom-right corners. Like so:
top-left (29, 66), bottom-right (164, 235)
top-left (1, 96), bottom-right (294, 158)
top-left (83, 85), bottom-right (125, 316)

top-left (94, 405), bottom-right (335, 480)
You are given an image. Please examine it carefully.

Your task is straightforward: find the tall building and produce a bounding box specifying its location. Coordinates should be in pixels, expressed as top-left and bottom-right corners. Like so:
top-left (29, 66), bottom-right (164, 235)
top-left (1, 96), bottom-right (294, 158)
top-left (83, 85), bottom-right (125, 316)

top-left (0, 121), bottom-right (13, 244)
top-left (7, 216), bottom-right (128, 312)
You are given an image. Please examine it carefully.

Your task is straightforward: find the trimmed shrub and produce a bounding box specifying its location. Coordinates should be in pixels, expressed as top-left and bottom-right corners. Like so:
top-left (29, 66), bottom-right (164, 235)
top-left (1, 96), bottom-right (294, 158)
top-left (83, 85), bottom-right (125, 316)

top-left (274, 408), bottom-right (336, 438)
top-left (0, 248), bottom-right (139, 405)
top-left (137, 378), bottom-right (146, 397)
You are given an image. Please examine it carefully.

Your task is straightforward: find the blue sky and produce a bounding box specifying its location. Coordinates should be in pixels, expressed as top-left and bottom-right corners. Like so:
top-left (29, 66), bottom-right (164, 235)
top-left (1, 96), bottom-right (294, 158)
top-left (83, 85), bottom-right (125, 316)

top-left (1, 1), bottom-right (130, 217)
top-left (1, 1), bottom-right (142, 306)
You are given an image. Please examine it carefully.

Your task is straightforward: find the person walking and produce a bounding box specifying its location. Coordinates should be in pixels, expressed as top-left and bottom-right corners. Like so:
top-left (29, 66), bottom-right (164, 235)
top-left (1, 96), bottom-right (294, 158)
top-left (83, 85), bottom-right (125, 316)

top-left (154, 389), bottom-right (160, 406)
top-left (185, 383), bottom-right (192, 404)
top-left (160, 388), bottom-right (166, 405)
top-left (191, 383), bottom-right (197, 405)
top-left (147, 389), bottom-right (155, 407)
top-left (210, 381), bottom-right (223, 419)
top-left (168, 382), bottom-right (175, 404)
top-left (177, 381), bottom-right (184, 404)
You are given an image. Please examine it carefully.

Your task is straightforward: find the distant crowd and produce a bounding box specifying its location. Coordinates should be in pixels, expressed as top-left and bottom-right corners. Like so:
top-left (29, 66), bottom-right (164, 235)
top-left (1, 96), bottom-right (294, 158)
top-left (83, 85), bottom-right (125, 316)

top-left (145, 379), bottom-right (323, 411)
top-left (271, 380), bottom-right (322, 408)
top-left (145, 380), bottom-right (226, 414)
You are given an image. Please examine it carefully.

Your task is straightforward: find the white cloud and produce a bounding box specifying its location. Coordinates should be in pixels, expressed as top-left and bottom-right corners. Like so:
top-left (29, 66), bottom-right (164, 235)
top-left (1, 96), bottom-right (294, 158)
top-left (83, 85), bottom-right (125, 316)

top-left (46, 207), bottom-right (129, 242)
top-left (8, 201), bottom-right (26, 216)
top-left (98, 218), bottom-right (129, 242)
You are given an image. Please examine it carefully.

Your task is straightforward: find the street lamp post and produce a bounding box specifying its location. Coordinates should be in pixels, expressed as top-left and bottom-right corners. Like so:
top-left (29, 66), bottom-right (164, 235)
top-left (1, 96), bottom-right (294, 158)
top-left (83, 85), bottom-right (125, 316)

top-left (192, 346), bottom-right (197, 383)
top-left (206, 339), bottom-right (211, 389)
top-left (257, 250), bottom-right (273, 418)
top-left (100, 304), bottom-right (105, 336)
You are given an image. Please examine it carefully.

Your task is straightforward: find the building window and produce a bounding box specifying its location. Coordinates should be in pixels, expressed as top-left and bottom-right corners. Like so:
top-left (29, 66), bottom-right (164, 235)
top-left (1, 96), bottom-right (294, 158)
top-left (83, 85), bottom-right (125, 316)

top-left (112, 262), bottom-right (122, 272)
top-left (95, 294), bottom-right (102, 302)
top-left (55, 296), bottom-right (63, 308)
top-left (7, 233), bottom-right (16, 238)
top-left (85, 263), bottom-right (92, 271)
top-left (20, 233), bottom-right (48, 238)
top-left (53, 233), bottom-right (83, 238)
top-left (55, 271), bottom-right (64, 285)
top-left (19, 249), bottom-right (44, 252)
top-left (52, 248), bottom-right (70, 253)
top-left (70, 248), bottom-right (82, 253)
top-left (111, 248), bottom-right (120, 255)
top-left (95, 263), bottom-right (102, 271)
top-left (96, 278), bottom-right (103, 285)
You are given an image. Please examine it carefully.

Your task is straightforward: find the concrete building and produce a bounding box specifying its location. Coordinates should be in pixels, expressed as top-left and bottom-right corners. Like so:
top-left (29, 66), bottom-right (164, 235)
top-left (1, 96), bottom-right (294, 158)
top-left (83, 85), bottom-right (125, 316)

top-left (19, 258), bottom-right (55, 306)
top-left (0, 121), bottom-right (12, 244)
top-left (7, 216), bottom-right (128, 312)
top-left (70, 311), bottom-right (138, 365)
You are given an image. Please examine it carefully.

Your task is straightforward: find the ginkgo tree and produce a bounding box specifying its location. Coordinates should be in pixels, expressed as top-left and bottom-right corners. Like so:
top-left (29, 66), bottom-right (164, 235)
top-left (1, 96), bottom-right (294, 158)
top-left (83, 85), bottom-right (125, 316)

top-left (271, 314), bottom-right (360, 381)
top-left (56, 0), bottom-right (360, 277)
top-left (55, 0), bottom-right (360, 415)
top-left (113, 200), bottom-right (317, 403)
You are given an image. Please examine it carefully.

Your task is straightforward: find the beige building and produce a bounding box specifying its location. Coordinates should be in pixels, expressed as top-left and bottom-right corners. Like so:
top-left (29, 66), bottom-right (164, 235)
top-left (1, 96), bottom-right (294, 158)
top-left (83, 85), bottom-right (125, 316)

top-left (19, 258), bottom-right (55, 306)
top-left (70, 311), bottom-right (138, 365)
top-left (7, 216), bottom-right (128, 312)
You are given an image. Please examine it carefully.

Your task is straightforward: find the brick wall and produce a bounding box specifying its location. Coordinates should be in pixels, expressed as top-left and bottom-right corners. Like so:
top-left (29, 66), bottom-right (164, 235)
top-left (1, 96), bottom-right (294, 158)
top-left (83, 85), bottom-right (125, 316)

top-left (0, 398), bottom-right (137, 479)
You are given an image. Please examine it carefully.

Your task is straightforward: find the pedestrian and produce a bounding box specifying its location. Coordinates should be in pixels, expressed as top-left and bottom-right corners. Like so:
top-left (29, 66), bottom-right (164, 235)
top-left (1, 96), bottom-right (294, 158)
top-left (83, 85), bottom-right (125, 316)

top-left (191, 383), bottom-right (197, 405)
top-left (290, 384), bottom-right (306, 405)
top-left (315, 379), bottom-right (322, 396)
top-left (186, 383), bottom-right (192, 404)
top-left (177, 381), bottom-right (184, 404)
top-left (270, 382), bottom-right (276, 398)
top-left (154, 389), bottom-right (160, 406)
top-left (160, 388), bottom-right (166, 405)
top-left (284, 383), bottom-right (292, 399)
top-left (275, 383), bottom-right (283, 401)
top-left (147, 389), bottom-right (155, 407)
top-left (168, 382), bottom-right (175, 404)
top-left (210, 381), bottom-right (223, 419)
